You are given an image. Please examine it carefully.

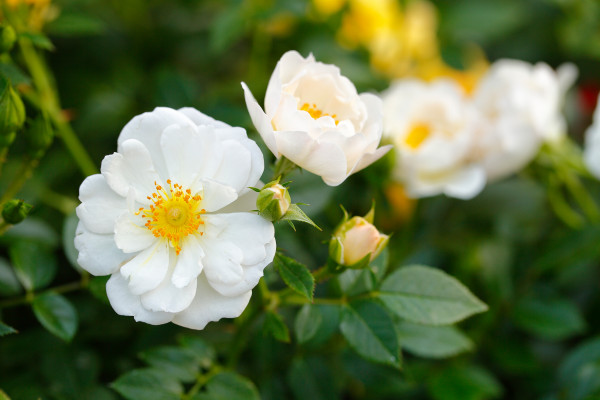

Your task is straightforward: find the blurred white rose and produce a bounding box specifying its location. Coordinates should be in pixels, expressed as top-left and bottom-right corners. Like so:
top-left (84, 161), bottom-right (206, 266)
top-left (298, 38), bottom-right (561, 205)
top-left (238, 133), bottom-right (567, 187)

top-left (242, 50), bottom-right (391, 186)
top-left (382, 79), bottom-right (485, 199)
top-left (75, 107), bottom-right (275, 330)
top-left (584, 94), bottom-right (600, 179)
top-left (473, 59), bottom-right (576, 181)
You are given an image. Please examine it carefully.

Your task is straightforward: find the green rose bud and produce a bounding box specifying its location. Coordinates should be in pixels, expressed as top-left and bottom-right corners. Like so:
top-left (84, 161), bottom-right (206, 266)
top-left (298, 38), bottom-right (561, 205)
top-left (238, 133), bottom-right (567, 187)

top-left (257, 182), bottom-right (291, 222)
top-left (0, 24), bottom-right (17, 54)
top-left (2, 199), bottom-right (33, 225)
top-left (329, 210), bottom-right (389, 268)
top-left (0, 77), bottom-right (25, 143)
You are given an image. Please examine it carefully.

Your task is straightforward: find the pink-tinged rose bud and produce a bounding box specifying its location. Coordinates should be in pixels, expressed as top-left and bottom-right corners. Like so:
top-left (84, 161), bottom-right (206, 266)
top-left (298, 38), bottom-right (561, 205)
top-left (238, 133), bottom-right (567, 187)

top-left (330, 215), bottom-right (388, 268)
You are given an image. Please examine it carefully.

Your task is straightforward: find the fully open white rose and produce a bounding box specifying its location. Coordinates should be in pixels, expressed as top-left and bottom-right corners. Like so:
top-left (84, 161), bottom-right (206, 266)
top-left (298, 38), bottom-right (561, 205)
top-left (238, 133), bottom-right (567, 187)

top-left (382, 79), bottom-right (485, 199)
top-left (584, 94), bottom-right (600, 179)
top-left (74, 107), bottom-right (275, 329)
top-left (472, 59), bottom-right (576, 181)
top-left (242, 50), bottom-right (391, 186)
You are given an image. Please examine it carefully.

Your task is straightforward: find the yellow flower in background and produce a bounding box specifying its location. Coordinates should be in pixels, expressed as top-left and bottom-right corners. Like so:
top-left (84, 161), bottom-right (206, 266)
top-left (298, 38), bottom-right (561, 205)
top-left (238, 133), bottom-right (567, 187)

top-left (313, 0), bottom-right (347, 15)
top-left (418, 49), bottom-right (489, 94)
top-left (4, 0), bottom-right (55, 31)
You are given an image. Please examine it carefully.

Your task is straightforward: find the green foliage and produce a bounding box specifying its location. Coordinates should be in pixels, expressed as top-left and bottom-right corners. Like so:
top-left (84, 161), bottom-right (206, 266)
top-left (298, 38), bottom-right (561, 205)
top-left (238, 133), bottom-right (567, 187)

top-left (32, 292), bottom-right (78, 342)
top-left (396, 321), bottom-right (474, 359)
top-left (263, 310), bottom-right (291, 343)
top-left (428, 365), bottom-right (502, 400)
top-left (340, 300), bottom-right (401, 368)
top-left (274, 253), bottom-right (315, 301)
top-left (378, 265), bottom-right (488, 325)
top-left (192, 372), bottom-right (261, 400)
top-left (111, 368), bottom-right (183, 400)
top-left (9, 240), bottom-right (57, 291)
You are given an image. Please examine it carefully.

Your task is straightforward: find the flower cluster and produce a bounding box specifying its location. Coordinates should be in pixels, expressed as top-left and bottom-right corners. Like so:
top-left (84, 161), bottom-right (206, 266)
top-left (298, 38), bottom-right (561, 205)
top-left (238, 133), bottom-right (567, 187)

top-left (382, 59), bottom-right (577, 199)
top-left (75, 108), bottom-right (275, 329)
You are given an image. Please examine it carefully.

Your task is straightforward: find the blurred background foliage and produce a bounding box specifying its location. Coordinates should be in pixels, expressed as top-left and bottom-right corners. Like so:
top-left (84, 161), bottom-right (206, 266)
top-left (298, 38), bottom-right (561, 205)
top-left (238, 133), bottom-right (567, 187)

top-left (1, 0), bottom-right (600, 399)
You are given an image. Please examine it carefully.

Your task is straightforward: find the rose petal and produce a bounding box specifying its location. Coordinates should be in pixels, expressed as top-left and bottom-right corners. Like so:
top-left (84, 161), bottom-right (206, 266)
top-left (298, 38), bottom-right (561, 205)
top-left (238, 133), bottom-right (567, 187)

top-left (141, 256), bottom-right (198, 313)
top-left (172, 274), bottom-right (252, 330)
top-left (74, 223), bottom-right (130, 276)
top-left (177, 107), bottom-right (231, 129)
top-left (172, 235), bottom-right (204, 288)
top-left (114, 212), bottom-right (156, 254)
top-left (106, 273), bottom-right (174, 325)
top-left (242, 82), bottom-right (279, 157)
top-left (77, 174), bottom-right (127, 234)
top-left (120, 240), bottom-right (170, 295)
top-left (101, 139), bottom-right (161, 204)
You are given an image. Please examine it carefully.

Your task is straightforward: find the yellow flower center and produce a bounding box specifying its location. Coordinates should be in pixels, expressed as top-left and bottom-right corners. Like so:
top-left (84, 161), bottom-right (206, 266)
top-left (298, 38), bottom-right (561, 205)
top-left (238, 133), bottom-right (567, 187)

top-left (404, 122), bottom-right (431, 149)
top-left (300, 103), bottom-right (339, 125)
top-left (137, 180), bottom-right (205, 255)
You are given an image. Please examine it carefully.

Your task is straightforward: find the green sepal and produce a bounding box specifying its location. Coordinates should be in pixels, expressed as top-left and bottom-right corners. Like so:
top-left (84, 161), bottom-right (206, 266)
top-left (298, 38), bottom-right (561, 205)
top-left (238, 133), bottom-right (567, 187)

top-left (280, 203), bottom-right (321, 230)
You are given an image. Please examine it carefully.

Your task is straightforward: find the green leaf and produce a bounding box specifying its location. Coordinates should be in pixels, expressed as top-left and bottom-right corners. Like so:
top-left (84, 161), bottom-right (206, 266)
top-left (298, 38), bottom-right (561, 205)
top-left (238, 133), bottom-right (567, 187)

top-left (281, 204), bottom-right (321, 230)
top-left (0, 257), bottom-right (21, 296)
top-left (378, 265), bottom-right (488, 325)
top-left (559, 336), bottom-right (600, 399)
top-left (294, 304), bottom-right (322, 344)
top-left (274, 253), bottom-right (314, 301)
top-left (0, 389), bottom-right (11, 400)
top-left (139, 346), bottom-right (199, 383)
top-left (193, 372), bottom-right (260, 400)
top-left (513, 295), bottom-right (585, 340)
top-left (0, 63), bottom-right (31, 86)
top-left (287, 357), bottom-right (338, 400)
top-left (111, 368), bottom-right (183, 400)
top-left (396, 321), bottom-right (473, 359)
top-left (264, 311), bottom-right (290, 343)
top-left (0, 321), bottom-right (17, 337)
top-left (9, 240), bottom-right (57, 291)
top-left (19, 32), bottom-right (55, 51)
top-left (428, 365), bottom-right (502, 400)
top-left (32, 292), bottom-right (78, 342)
top-left (340, 300), bottom-right (401, 368)
top-left (177, 335), bottom-right (216, 369)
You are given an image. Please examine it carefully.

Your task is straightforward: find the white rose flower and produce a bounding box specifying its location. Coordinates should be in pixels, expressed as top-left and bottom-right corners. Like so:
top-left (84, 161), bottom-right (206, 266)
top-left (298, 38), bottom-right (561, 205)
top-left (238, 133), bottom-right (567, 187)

top-left (382, 79), bottom-right (485, 199)
top-left (242, 50), bottom-right (391, 186)
top-left (584, 94), bottom-right (600, 179)
top-left (74, 107), bottom-right (276, 329)
top-left (472, 59), bottom-right (576, 181)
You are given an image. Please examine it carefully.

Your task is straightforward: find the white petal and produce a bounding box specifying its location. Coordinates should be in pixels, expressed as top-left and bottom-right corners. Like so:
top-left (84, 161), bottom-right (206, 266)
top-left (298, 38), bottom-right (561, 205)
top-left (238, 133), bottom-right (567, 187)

top-left (348, 145), bottom-right (393, 175)
top-left (177, 107), bottom-right (231, 129)
top-left (195, 179), bottom-right (238, 212)
top-left (120, 240), bottom-right (170, 295)
top-left (212, 139), bottom-right (252, 193)
top-left (201, 213), bottom-right (275, 297)
top-left (101, 139), bottom-right (161, 204)
top-left (74, 223), bottom-right (130, 276)
top-left (117, 107), bottom-right (197, 179)
top-left (444, 166), bottom-right (487, 200)
top-left (141, 259), bottom-right (198, 313)
top-left (114, 212), bottom-right (156, 253)
top-left (106, 273), bottom-right (174, 325)
top-left (172, 274), bottom-right (252, 330)
top-left (77, 174), bottom-right (127, 234)
top-left (213, 127), bottom-right (264, 195)
top-left (275, 130), bottom-right (348, 186)
top-left (201, 239), bottom-right (245, 296)
top-left (217, 187), bottom-right (259, 214)
top-left (242, 82), bottom-right (279, 157)
top-left (172, 235), bottom-right (205, 288)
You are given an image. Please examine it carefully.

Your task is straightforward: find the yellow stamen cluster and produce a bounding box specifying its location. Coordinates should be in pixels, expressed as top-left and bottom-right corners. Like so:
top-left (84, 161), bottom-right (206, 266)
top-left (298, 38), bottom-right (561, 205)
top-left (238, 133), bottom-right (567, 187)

top-left (300, 103), bottom-right (339, 125)
top-left (137, 180), bottom-right (205, 255)
top-left (405, 122), bottom-right (431, 149)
